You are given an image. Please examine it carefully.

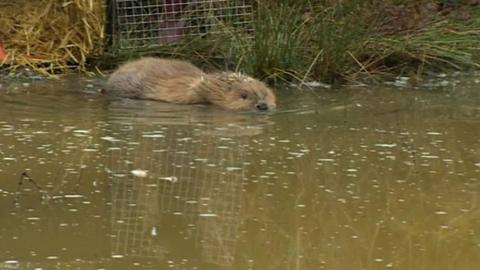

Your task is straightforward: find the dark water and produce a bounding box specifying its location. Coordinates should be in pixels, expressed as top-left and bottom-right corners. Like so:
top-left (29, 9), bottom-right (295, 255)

top-left (0, 76), bottom-right (479, 270)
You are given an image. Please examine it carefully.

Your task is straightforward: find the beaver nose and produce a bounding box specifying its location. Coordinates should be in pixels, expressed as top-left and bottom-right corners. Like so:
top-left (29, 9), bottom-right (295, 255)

top-left (256, 102), bottom-right (269, 111)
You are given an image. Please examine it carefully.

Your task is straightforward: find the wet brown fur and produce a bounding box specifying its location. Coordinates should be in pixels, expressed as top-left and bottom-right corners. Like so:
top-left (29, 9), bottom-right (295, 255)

top-left (106, 57), bottom-right (276, 111)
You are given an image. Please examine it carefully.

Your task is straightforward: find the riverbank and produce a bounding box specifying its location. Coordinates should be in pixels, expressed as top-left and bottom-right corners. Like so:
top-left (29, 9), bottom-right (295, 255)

top-left (1, 1), bottom-right (480, 84)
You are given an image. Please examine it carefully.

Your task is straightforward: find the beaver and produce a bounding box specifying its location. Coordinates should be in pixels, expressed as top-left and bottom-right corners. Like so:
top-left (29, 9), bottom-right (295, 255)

top-left (105, 57), bottom-right (276, 111)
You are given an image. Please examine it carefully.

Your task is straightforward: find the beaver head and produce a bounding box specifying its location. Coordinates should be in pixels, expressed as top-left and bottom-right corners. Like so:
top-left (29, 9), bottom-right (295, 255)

top-left (196, 73), bottom-right (276, 112)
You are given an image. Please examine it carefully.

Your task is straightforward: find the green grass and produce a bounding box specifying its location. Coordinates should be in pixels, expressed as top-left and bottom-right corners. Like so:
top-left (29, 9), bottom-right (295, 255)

top-left (105, 1), bottom-right (480, 84)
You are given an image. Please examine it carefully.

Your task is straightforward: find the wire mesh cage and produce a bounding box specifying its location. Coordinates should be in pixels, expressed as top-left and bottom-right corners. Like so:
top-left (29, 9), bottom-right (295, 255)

top-left (107, 0), bottom-right (254, 50)
top-left (108, 123), bottom-right (248, 266)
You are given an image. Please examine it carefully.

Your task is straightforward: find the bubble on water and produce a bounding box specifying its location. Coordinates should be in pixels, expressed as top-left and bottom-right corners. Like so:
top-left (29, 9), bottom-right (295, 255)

top-left (226, 167), bottom-right (241, 172)
top-left (46, 256), bottom-right (58, 260)
top-left (435, 211), bottom-right (447, 215)
top-left (111, 254), bottom-right (124, 259)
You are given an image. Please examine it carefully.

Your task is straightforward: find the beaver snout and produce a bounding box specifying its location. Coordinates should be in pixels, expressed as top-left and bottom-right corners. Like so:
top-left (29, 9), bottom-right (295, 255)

top-left (256, 102), bottom-right (270, 111)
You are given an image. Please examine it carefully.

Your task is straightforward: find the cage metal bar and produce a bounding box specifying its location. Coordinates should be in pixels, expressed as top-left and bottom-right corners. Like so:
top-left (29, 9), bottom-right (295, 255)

top-left (109, 0), bottom-right (254, 50)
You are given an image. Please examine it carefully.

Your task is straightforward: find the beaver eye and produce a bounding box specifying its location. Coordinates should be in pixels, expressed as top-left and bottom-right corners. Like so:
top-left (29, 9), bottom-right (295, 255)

top-left (240, 93), bottom-right (248, 100)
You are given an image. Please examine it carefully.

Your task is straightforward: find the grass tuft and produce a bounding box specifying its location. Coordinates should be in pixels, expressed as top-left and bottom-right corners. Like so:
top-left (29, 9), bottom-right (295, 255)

top-left (3, 0), bottom-right (480, 83)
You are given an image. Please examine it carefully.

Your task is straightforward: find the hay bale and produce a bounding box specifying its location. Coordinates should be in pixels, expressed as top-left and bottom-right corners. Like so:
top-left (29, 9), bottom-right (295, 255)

top-left (0, 0), bottom-right (105, 75)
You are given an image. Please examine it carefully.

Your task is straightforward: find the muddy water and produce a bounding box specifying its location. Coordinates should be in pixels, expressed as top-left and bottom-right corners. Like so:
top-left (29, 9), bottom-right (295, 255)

top-left (0, 76), bottom-right (479, 270)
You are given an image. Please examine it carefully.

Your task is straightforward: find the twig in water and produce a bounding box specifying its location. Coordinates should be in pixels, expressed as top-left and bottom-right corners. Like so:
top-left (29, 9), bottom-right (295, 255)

top-left (299, 49), bottom-right (323, 89)
top-left (14, 172), bottom-right (51, 204)
top-left (18, 172), bottom-right (43, 191)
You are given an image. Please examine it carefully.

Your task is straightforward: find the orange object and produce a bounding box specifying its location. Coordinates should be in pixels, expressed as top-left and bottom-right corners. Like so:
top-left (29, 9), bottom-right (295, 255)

top-left (0, 46), bottom-right (6, 61)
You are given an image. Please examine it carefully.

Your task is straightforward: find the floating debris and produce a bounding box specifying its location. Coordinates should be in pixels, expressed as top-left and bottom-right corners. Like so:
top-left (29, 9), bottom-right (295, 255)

top-left (160, 176), bottom-right (178, 183)
top-left (421, 155), bottom-right (439, 159)
top-left (142, 134), bottom-right (165, 138)
top-left (130, 170), bottom-right (148, 178)
top-left (318, 158), bottom-right (335, 162)
top-left (72, 129), bottom-right (90, 134)
top-left (199, 213), bottom-right (217, 217)
top-left (374, 143), bottom-right (397, 148)
top-left (303, 81), bottom-right (332, 89)
top-left (288, 152), bottom-right (305, 158)
top-left (386, 76), bottom-right (409, 87)
top-left (63, 194), bottom-right (83, 198)
top-left (151, 227), bottom-right (157, 236)
top-left (101, 136), bottom-right (120, 142)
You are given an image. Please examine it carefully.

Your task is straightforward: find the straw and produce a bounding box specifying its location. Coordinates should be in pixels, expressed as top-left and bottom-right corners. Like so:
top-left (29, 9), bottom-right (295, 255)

top-left (0, 0), bottom-right (105, 75)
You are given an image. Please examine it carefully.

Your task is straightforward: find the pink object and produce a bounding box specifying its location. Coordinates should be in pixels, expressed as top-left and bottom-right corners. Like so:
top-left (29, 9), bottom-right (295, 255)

top-left (158, 0), bottom-right (187, 44)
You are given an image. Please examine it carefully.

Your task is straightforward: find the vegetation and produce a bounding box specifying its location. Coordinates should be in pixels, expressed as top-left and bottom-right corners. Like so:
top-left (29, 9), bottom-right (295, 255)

top-left (2, 0), bottom-right (480, 83)
top-left (235, 0), bottom-right (480, 83)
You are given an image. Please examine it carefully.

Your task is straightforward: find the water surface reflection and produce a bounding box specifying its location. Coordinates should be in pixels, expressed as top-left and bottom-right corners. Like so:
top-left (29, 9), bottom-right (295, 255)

top-left (0, 77), bottom-right (479, 269)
